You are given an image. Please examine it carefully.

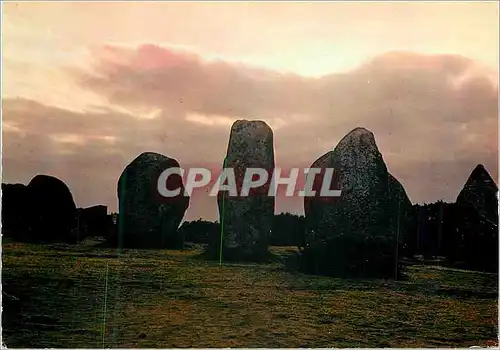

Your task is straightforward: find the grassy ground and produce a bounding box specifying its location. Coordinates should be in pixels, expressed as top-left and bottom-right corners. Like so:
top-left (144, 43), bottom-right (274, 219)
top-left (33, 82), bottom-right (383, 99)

top-left (1, 239), bottom-right (498, 348)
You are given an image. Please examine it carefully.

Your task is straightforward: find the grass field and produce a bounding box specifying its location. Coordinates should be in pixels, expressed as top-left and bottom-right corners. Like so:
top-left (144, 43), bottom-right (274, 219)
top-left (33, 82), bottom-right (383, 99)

top-left (2, 238), bottom-right (498, 348)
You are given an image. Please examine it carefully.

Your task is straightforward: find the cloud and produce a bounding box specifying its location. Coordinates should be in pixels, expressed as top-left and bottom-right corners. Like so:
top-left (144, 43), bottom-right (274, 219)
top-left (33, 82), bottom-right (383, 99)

top-left (2, 46), bottom-right (498, 219)
top-left (76, 44), bottom-right (314, 120)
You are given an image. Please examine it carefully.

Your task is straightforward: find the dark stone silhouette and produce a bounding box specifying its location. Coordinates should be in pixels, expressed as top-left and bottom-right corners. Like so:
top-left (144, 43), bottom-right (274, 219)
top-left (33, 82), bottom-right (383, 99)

top-left (117, 152), bottom-right (189, 249)
top-left (456, 164), bottom-right (498, 221)
top-left (455, 164), bottom-right (498, 272)
top-left (302, 127), bottom-right (412, 278)
top-left (26, 175), bottom-right (77, 242)
top-left (213, 120), bottom-right (275, 262)
top-left (1, 183), bottom-right (30, 238)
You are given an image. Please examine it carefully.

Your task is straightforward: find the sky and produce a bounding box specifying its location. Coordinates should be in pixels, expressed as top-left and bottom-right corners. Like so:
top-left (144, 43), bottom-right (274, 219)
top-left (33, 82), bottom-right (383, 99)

top-left (2, 2), bottom-right (499, 221)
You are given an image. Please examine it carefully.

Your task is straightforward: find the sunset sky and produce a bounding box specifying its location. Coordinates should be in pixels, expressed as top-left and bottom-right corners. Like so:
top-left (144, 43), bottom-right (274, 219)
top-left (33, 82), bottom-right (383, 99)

top-left (2, 2), bottom-right (498, 221)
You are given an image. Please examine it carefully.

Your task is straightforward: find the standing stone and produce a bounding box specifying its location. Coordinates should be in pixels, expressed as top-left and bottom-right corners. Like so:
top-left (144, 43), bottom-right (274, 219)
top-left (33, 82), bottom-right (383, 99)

top-left (215, 120), bottom-right (275, 262)
top-left (303, 127), bottom-right (412, 277)
top-left (456, 164), bottom-right (498, 220)
top-left (304, 127), bottom-right (389, 242)
top-left (27, 174), bottom-right (77, 242)
top-left (117, 152), bottom-right (189, 249)
top-left (455, 164), bottom-right (498, 272)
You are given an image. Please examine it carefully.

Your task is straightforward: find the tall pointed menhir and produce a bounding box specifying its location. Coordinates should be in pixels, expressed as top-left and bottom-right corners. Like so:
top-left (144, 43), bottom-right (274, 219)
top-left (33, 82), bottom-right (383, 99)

top-left (303, 127), bottom-right (414, 278)
top-left (455, 164), bottom-right (498, 272)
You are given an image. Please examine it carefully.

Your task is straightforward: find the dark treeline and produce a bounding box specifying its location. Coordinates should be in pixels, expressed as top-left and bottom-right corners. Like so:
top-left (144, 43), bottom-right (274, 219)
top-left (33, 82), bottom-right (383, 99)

top-left (177, 213), bottom-right (306, 248)
top-left (405, 201), bottom-right (498, 273)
